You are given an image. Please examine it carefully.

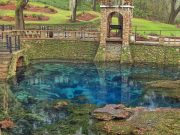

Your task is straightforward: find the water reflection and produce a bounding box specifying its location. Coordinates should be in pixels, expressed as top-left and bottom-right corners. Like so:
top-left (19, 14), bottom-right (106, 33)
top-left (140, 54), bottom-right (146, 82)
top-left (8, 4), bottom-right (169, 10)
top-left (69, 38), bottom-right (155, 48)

top-left (0, 62), bottom-right (180, 135)
top-left (9, 62), bottom-right (180, 108)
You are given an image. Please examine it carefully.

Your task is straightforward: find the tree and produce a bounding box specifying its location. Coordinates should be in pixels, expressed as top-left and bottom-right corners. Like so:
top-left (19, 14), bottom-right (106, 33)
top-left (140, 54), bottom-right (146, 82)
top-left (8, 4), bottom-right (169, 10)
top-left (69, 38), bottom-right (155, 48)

top-left (70, 0), bottom-right (78, 22)
top-left (168, 0), bottom-right (180, 24)
top-left (15, 0), bottom-right (29, 30)
top-left (92, 0), bottom-right (97, 11)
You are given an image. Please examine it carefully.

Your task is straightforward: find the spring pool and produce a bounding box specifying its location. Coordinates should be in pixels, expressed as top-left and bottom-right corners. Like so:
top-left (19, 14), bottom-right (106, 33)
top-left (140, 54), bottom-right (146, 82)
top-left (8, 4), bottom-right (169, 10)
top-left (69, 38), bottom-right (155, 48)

top-left (11, 62), bottom-right (180, 108)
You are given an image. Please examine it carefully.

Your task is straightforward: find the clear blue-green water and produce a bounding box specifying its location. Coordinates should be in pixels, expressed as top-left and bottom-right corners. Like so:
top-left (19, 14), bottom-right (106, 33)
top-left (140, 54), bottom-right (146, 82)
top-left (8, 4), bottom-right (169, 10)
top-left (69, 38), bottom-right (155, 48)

top-left (12, 62), bottom-right (180, 108)
top-left (1, 62), bottom-right (179, 135)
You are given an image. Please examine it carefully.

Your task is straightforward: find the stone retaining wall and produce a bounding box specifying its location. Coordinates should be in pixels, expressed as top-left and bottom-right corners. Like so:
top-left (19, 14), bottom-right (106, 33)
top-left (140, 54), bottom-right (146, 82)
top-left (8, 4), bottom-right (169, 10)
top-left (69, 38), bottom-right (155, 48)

top-left (22, 40), bottom-right (179, 65)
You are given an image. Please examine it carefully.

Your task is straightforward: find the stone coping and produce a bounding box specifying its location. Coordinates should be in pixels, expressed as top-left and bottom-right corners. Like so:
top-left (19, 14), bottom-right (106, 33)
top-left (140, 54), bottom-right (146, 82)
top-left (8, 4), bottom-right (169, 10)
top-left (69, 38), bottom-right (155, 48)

top-left (100, 5), bottom-right (134, 8)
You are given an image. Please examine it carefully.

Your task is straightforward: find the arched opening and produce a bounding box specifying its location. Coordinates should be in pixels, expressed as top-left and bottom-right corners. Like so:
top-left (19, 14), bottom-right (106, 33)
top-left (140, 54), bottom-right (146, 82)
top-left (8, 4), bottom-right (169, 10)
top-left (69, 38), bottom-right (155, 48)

top-left (107, 12), bottom-right (123, 41)
top-left (16, 56), bottom-right (25, 71)
top-left (16, 56), bottom-right (25, 83)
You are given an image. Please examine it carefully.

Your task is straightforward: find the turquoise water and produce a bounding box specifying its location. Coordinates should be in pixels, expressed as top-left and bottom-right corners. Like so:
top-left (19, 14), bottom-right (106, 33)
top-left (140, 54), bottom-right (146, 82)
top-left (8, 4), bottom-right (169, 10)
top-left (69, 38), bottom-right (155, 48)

top-left (0, 62), bottom-right (179, 135)
top-left (11, 62), bottom-right (180, 108)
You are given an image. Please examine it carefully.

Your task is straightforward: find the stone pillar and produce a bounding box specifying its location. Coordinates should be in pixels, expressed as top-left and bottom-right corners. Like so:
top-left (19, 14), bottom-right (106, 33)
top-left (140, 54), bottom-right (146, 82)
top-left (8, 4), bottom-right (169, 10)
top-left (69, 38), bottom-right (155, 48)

top-left (100, 8), bottom-right (108, 46)
top-left (122, 11), bottom-right (130, 46)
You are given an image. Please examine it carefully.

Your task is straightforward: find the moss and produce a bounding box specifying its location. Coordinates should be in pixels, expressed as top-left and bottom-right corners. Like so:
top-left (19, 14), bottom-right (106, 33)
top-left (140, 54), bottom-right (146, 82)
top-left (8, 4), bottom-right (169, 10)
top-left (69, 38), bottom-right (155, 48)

top-left (94, 109), bottom-right (180, 135)
top-left (94, 45), bottom-right (106, 62)
top-left (32, 103), bottom-right (97, 135)
top-left (22, 40), bottom-right (99, 61)
top-left (121, 46), bottom-right (133, 63)
top-left (8, 50), bottom-right (29, 78)
top-left (130, 44), bottom-right (180, 65)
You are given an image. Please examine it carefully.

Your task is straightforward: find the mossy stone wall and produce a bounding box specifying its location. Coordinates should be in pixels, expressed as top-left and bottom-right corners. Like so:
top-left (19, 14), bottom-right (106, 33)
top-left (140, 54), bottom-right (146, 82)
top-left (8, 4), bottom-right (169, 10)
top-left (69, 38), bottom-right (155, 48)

top-left (130, 44), bottom-right (180, 65)
top-left (21, 40), bottom-right (179, 65)
top-left (22, 40), bottom-right (99, 61)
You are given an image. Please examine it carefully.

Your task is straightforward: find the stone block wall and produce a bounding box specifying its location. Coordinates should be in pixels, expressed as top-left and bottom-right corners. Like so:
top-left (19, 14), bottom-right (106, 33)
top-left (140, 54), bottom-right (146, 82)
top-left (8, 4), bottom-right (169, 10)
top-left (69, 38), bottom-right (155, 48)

top-left (100, 6), bottom-right (133, 46)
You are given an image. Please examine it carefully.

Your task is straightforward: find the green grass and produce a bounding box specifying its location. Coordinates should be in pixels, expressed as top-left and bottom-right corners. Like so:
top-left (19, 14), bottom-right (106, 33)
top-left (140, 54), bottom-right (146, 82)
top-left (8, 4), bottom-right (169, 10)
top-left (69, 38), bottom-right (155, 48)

top-left (0, 1), bottom-right (100, 25)
top-left (0, 1), bottom-right (179, 36)
top-left (30, 0), bottom-right (100, 11)
top-left (112, 17), bottom-right (180, 36)
top-left (132, 18), bottom-right (180, 36)
top-left (0, 0), bottom-right (9, 5)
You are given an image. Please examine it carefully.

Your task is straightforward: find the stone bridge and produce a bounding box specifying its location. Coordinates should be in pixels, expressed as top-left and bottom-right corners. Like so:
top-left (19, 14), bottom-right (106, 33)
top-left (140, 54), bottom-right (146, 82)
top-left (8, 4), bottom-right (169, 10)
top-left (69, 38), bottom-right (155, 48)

top-left (0, 33), bottom-right (28, 80)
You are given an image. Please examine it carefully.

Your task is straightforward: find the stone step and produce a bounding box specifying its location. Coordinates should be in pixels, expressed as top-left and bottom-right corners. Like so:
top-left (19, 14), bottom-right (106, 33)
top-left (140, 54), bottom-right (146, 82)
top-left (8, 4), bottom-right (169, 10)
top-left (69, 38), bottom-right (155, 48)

top-left (0, 60), bottom-right (10, 65)
top-left (0, 50), bottom-right (10, 55)
top-left (0, 64), bottom-right (8, 68)
top-left (0, 54), bottom-right (12, 59)
top-left (0, 65), bottom-right (9, 72)
top-left (0, 73), bottom-right (8, 80)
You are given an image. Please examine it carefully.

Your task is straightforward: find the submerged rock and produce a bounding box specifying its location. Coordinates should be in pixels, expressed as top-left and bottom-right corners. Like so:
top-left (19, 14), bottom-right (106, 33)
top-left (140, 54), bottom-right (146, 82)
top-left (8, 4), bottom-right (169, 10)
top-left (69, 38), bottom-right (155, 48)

top-left (54, 101), bottom-right (68, 110)
top-left (93, 106), bottom-right (180, 135)
top-left (93, 104), bottom-right (132, 121)
top-left (145, 80), bottom-right (180, 89)
top-left (0, 119), bottom-right (14, 129)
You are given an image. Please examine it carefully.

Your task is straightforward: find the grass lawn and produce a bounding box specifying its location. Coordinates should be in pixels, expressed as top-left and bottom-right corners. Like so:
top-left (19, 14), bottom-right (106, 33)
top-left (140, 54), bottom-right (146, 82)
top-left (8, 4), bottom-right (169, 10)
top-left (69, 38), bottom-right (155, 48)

top-left (0, 1), bottom-right (179, 36)
top-left (0, 1), bottom-right (100, 25)
top-left (30, 0), bottom-right (100, 11)
top-left (132, 18), bottom-right (180, 36)
top-left (113, 17), bottom-right (180, 36)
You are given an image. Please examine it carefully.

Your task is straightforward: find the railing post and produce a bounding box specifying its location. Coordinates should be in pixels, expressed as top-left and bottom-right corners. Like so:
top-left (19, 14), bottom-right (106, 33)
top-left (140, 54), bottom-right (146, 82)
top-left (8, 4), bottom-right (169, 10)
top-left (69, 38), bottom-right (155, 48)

top-left (2, 24), bottom-right (4, 31)
top-left (9, 36), bottom-right (12, 53)
top-left (18, 35), bottom-right (20, 50)
top-left (135, 26), bottom-right (137, 43)
top-left (6, 35), bottom-right (9, 49)
top-left (15, 36), bottom-right (17, 51)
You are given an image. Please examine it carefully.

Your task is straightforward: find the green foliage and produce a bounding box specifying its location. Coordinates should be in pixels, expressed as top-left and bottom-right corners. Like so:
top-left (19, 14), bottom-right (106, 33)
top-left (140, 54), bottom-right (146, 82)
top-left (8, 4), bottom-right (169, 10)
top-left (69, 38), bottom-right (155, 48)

top-left (30, 0), bottom-right (100, 11)
top-left (0, 0), bottom-right (9, 5)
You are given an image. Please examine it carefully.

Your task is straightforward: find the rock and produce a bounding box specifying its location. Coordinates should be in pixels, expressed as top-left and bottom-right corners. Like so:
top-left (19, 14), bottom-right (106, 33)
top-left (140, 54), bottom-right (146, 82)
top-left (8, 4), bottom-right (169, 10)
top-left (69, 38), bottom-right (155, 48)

top-left (54, 101), bottom-right (68, 110)
top-left (0, 119), bottom-right (14, 129)
top-left (93, 104), bottom-right (132, 121)
top-left (145, 80), bottom-right (180, 89)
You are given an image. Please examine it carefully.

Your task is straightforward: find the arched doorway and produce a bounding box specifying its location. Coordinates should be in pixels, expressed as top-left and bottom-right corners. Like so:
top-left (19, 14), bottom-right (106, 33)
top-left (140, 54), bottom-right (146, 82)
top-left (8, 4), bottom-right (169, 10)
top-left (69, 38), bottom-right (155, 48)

top-left (16, 56), bottom-right (25, 83)
top-left (16, 56), bottom-right (25, 70)
top-left (107, 12), bottom-right (123, 40)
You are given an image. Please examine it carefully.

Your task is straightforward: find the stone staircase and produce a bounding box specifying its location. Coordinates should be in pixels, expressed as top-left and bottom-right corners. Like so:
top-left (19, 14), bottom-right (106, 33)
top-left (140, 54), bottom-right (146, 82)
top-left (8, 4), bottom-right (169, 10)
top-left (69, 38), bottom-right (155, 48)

top-left (0, 51), bottom-right (12, 80)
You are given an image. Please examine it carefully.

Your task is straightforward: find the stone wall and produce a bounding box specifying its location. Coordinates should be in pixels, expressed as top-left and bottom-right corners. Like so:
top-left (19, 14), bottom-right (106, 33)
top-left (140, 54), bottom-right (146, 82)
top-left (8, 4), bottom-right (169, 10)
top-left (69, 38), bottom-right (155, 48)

top-left (22, 40), bottom-right (99, 62)
top-left (21, 40), bottom-right (179, 65)
top-left (130, 44), bottom-right (180, 65)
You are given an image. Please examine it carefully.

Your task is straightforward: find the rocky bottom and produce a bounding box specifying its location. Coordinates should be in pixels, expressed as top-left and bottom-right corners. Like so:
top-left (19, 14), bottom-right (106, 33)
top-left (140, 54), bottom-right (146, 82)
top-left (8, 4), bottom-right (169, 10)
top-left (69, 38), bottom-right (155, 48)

top-left (0, 99), bottom-right (180, 135)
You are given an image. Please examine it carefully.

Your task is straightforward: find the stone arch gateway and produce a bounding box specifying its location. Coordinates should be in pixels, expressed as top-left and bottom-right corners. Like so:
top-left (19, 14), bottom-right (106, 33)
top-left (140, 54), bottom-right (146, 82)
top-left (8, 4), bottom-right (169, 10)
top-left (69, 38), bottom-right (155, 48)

top-left (95, 0), bottom-right (134, 62)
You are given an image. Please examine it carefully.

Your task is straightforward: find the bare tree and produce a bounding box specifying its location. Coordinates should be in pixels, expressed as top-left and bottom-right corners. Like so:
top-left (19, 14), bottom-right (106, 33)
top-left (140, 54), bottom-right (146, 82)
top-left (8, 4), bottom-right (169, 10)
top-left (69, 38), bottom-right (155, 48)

top-left (168, 0), bottom-right (180, 24)
top-left (70, 0), bottom-right (78, 22)
top-left (15, 0), bottom-right (29, 30)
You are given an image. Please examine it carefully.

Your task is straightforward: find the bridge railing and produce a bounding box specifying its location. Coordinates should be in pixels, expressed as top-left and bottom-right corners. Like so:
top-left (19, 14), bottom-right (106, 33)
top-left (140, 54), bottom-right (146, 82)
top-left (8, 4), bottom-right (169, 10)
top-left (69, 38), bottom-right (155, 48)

top-left (0, 25), bottom-right (13, 31)
top-left (132, 29), bottom-right (180, 46)
top-left (3, 30), bottom-right (101, 42)
top-left (0, 32), bottom-right (20, 53)
top-left (100, 0), bottom-right (133, 6)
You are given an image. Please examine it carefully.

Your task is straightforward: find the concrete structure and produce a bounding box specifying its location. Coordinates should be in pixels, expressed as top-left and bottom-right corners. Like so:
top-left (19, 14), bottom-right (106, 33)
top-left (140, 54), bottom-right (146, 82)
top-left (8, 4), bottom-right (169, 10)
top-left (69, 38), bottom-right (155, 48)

top-left (95, 0), bottom-right (134, 62)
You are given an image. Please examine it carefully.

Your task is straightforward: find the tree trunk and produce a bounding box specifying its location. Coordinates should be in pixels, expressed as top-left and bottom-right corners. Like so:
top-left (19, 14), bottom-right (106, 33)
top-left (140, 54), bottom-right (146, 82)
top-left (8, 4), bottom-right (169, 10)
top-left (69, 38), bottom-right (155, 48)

top-left (168, 12), bottom-right (178, 24)
top-left (71, 0), bottom-right (77, 22)
top-left (15, 0), bottom-right (28, 30)
top-left (168, 0), bottom-right (180, 24)
top-left (92, 0), bottom-right (96, 11)
top-left (15, 7), bottom-right (25, 30)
